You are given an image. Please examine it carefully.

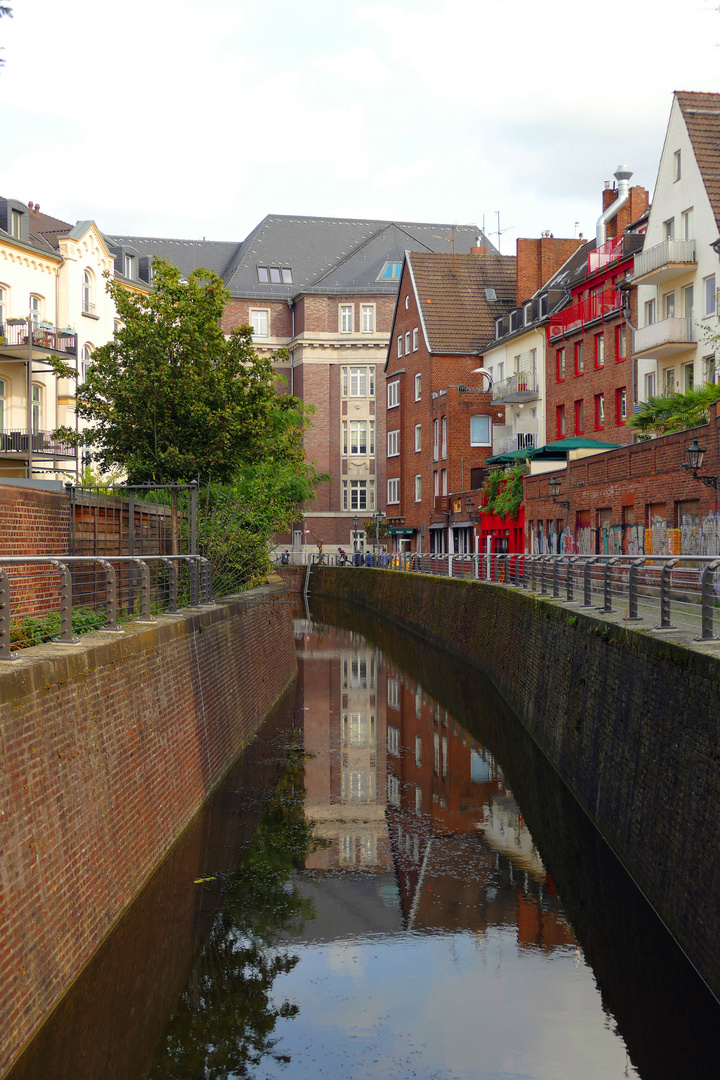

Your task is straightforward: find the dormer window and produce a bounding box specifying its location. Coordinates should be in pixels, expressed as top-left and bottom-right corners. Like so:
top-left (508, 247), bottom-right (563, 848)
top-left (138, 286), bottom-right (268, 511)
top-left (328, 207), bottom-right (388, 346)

top-left (257, 266), bottom-right (292, 284)
top-left (10, 209), bottom-right (22, 239)
top-left (539, 294), bottom-right (549, 318)
top-left (524, 302), bottom-right (532, 325)
top-left (124, 255), bottom-right (134, 278)
top-left (495, 316), bottom-right (504, 338)
top-left (378, 261), bottom-right (403, 281)
top-left (510, 309), bottom-right (521, 331)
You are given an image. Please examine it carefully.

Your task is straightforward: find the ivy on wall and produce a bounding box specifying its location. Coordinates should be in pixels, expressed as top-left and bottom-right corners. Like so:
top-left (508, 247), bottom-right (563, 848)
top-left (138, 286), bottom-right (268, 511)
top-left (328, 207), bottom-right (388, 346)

top-left (479, 463), bottom-right (529, 520)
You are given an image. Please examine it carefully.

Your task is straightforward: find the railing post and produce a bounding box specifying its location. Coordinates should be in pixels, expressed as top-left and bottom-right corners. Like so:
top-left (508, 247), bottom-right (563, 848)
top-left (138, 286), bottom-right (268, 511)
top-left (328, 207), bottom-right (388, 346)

top-left (654, 559), bottom-right (678, 630)
top-left (159, 556), bottom-right (181, 614)
top-left (447, 555), bottom-right (453, 578)
top-left (552, 558), bottom-right (561, 598)
top-left (600, 557), bottom-right (619, 614)
top-left (514, 555), bottom-right (522, 587)
top-left (97, 559), bottom-right (122, 631)
top-left (49, 560), bottom-right (80, 644)
top-left (695, 559), bottom-right (720, 641)
top-left (200, 557), bottom-right (213, 604)
top-left (627, 559), bottom-right (645, 622)
top-left (578, 557), bottom-right (597, 608)
top-left (188, 481), bottom-right (198, 556)
top-left (540, 557), bottom-right (549, 596)
top-left (133, 558), bottom-right (156, 622)
top-left (565, 557), bottom-right (577, 603)
top-left (0, 568), bottom-right (18, 660)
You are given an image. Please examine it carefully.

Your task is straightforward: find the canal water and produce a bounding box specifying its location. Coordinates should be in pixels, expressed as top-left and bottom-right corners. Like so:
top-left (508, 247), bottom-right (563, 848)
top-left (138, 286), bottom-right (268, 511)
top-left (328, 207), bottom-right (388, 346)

top-left (7, 598), bottom-right (720, 1080)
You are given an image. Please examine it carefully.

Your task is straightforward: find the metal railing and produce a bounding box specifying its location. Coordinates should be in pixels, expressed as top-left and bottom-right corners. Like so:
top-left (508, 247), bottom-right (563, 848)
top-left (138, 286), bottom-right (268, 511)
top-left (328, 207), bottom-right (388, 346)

top-left (1, 321), bottom-right (78, 355)
top-left (633, 317), bottom-right (695, 355)
top-left (329, 552), bottom-right (720, 643)
top-left (0, 429), bottom-right (77, 457)
top-left (0, 554), bottom-right (213, 660)
top-left (632, 238), bottom-right (696, 280)
top-left (548, 287), bottom-right (621, 339)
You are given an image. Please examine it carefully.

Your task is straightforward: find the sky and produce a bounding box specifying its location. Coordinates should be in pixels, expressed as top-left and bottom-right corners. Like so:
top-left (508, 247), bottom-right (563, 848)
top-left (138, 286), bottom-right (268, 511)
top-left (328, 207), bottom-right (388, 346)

top-left (1, 0), bottom-right (719, 249)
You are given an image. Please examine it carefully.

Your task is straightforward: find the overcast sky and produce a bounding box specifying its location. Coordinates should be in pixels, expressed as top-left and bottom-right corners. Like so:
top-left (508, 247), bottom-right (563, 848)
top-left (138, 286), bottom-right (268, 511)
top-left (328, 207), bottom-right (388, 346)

top-left (1, 0), bottom-right (719, 249)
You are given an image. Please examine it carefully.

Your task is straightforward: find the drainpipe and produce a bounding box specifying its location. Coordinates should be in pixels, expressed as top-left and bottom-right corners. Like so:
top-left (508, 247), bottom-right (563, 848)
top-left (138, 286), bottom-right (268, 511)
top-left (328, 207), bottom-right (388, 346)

top-left (596, 165), bottom-right (633, 246)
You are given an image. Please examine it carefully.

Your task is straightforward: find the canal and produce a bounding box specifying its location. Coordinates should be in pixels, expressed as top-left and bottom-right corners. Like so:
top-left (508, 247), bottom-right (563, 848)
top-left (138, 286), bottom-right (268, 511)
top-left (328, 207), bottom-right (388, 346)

top-left (7, 598), bottom-right (720, 1080)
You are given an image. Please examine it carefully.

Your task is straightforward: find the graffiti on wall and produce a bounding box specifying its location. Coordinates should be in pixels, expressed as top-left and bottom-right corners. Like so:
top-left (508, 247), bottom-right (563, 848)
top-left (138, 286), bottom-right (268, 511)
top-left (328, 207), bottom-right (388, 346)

top-left (528, 514), bottom-right (720, 555)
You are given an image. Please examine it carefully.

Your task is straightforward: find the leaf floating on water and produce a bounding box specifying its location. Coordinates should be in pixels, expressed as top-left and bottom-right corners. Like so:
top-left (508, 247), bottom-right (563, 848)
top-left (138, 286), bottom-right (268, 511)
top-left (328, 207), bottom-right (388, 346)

top-left (194, 876), bottom-right (217, 884)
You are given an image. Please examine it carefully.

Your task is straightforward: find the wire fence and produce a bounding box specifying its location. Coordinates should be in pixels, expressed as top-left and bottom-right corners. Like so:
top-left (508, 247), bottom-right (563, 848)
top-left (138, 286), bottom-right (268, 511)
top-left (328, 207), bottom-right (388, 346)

top-left (0, 555), bottom-right (212, 659)
top-left (316, 552), bottom-right (720, 643)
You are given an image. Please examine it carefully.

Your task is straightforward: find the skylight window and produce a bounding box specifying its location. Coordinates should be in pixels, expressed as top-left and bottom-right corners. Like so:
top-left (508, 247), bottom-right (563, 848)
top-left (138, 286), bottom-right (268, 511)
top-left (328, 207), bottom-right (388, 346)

top-left (378, 261), bottom-right (403, 281)
top-left (257, 266), bottom-right (293, 284)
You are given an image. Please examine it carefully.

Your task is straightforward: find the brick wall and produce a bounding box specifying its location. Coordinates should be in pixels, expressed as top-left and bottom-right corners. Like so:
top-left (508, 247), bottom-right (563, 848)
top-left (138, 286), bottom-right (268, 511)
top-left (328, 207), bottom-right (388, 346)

top-left (516, 237), bottom-right (585, 304)
top-left (312, 567), bottom-right (720, 1000)
top-left (0, 486), bottom-right (70, 557)
top-left (0, 583), bottom-right (297, 1078)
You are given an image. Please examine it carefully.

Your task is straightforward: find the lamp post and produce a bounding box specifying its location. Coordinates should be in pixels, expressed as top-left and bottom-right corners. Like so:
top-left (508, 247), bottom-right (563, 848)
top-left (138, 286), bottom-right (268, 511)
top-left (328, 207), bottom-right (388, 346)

top-left (682, 436), bottom-right (719, 519)
top-left (548, 473), bottom-right (571, 514)
top-left (353, 514), bottom-right (359, 553)
top-left (373, 509), bottom-right (384, 556)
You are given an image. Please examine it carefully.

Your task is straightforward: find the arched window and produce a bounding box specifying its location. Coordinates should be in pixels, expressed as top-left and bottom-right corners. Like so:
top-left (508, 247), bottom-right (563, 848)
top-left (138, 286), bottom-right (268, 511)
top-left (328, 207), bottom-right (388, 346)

top-left (82, 270), bottom-right (95, 315)
top-left (81, 344), bottom-right (94, 383)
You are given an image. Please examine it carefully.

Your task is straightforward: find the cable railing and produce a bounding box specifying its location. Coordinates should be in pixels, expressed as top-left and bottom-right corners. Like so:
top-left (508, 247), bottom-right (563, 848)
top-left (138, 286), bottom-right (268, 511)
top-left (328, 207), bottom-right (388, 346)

top-left (328, 552), bottom-right (720, 643)
top-left (0, 554), bottom-right (213, 660)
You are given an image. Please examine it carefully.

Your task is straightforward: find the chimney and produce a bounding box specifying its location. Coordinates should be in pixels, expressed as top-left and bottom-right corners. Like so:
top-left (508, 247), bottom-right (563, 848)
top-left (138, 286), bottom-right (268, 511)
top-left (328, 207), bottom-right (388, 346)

top-left (471, 246), bottom-right (487, 256)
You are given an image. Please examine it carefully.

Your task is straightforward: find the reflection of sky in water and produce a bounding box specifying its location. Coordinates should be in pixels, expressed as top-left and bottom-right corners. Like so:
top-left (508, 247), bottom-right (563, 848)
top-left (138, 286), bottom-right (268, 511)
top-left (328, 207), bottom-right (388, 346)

top-left (259, 929), bottom-right (637, 1080)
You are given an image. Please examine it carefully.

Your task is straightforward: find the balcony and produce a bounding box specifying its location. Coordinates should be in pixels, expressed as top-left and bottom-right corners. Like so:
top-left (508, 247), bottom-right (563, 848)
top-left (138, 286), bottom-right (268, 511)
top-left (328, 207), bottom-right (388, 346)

top-left (0, 321), bottom-right (78, 361)
top-left (632, 317), bottom-right (696, 358)
top-left (492, 369), bottom-right (539, 403)
top-left (548, 287), bottom-right (621, 339)
top-left (632, 239), bottom-right (696, 285)
top-left (492, 428), bottom-right (537, 457)
top-left (0, 429), bottom-right (77, 458)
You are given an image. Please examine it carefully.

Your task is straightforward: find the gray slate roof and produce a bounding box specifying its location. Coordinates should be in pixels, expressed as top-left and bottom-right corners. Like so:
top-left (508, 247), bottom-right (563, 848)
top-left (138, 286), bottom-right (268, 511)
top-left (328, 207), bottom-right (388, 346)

top-left (105, 234), bottom-right (242, 280)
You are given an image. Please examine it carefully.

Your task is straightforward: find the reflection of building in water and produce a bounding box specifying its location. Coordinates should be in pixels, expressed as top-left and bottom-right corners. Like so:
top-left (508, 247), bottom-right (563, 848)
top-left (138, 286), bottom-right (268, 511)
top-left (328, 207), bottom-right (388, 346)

top-left (294, 619), bottom-right (393, 873)
top-left (384, 664), bottom-right (575, 950)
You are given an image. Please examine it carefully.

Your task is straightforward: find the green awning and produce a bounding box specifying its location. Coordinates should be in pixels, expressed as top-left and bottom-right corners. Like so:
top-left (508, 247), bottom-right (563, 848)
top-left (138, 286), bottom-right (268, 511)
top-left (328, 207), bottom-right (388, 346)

top-left (484, 448), bottom-right (535, 465)
top-left (526, 436), bottom-right (622, 459)
top-left (387, 527), bottom-right (416, 536)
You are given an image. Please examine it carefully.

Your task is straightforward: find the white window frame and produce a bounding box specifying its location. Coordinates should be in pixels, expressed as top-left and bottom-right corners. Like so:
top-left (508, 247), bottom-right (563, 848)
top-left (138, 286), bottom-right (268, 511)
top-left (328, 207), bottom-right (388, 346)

top-left (433, 418), bottom-right (439, 461)
top-left (0, 375), bottom-right (6, 431)
top-left (674, 150), bottom-right (681, 181)
top-left (31, 383), bottom-right (42, 432)
top-left (414, 423), bottom-right (421, 452)
top-left (441, 416), bottom-right (447, 459)
top-left (397, 335), bottom-right (402, 358)
top-left (82, 269), bottom-right (94, 315)
top-left (414, 474), bottom-right (422, 502)
top-left (433, 470), bottom-right (439, 497)
top-left (387, 429), bottom-right (400, 457)
top-left (441, 468), bottom-right (447, 495)
top-left (704, 275), bottom-right (716, 317)
top-left (387, 380), bottom-right (399, 408)
top-left (340, 304), bottom-right (354, 333)
top-left (29, 295), bottom-right (42, 328)
top-left (469, 414), bottom-right (491, 446)
top-left (124, 254), bottom-right (134, 278)
top-left (412, 327), bottom-right (419, 351)
top-left (682, 208), bottom-right (694, 241)
top-left (405, 331), bottom-right (411, 355)
top-left (361, 304), bottom-right (375, 333)
top-left (250, 309), bottom-right (269, 338)
top-left (387, 478), bottom-right (400, 504)
top-left (348, 366), bottom-right (367, 397)
top-left (414, 372), bottom-right (421, 401)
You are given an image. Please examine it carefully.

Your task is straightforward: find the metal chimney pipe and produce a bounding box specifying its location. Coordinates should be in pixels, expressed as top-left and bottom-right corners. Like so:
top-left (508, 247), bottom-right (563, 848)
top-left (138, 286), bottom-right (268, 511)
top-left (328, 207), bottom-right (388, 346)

top-left (596, 165), bottom-right (633, 246)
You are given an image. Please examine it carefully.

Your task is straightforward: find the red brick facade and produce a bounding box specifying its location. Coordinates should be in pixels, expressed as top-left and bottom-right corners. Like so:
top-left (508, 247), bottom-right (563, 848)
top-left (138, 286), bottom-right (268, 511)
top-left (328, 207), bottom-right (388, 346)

top-left (516, 237), bottom-right (585, 304)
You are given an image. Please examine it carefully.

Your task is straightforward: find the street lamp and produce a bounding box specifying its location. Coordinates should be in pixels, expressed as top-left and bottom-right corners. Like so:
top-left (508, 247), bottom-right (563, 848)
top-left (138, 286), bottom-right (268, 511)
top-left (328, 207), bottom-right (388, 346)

top-left (548, 473), bottom-right (571, 513)
top-left (353, 514), bottom-right (359, 553)
top-left (373, 509), bottom-right (384, 556)
top-left (683, 437), bottom-right (718, 490)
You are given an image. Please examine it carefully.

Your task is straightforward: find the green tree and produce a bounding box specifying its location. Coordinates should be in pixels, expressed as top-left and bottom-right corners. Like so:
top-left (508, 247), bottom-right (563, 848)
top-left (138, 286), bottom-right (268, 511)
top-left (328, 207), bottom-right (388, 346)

top-left (628, 382), bottom-right (720, 437)
top-left (57, 259), bottom-right (312, 485)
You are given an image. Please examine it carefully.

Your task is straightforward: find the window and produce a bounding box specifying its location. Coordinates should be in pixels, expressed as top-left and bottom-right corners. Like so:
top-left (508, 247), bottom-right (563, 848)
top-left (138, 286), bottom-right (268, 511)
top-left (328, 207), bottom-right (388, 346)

top-left (616, 388), bottom-right (627, 424)
top-left (412, 327), bottom-right (419, 351)
top-left (495, 316), bottom-right (504, 338)
top-left (441, 468), bottom-right (447, 495)
top-left (704, 275), bottom-right (716, 317)
top-left (387, 380), bottom-right (399, 408)
top-left (645, 299), bottom-right (655, 326)
top-left (594, 333), bottom-right (605, 368)
top-left (31, 384), bottom-right (41, 432)
top-left (405, 294), bottom-right (409, 310)
top-left (556, 404), bottom-right (565, 438)
top-left (665, 368), bottom-right (675, 394)
top-left (575, 399), bottom-right (584, 434)
top-left (441, 416), bottom-right (447, 459)
top-left (704, 355), bottom-right (716, 384)
top-left (414, 424), bottom-right (421, 452)
top-left (124, 254), bottom-right (134, 278)
top-left (0, 285), bottom-right (5, 327)
top-left (250, 309), bottom-right (268, 338)
top-left (361, 304), bottom-right (374, 333)
top-left (682, 208), bottom-right (694, 240)
top-left (557, 348), bottom-right (565, 381)
top-left (415, 474), bottom-right (422, 502)
top-left (81, 344), bottom-right (93, 383)
top-left (344, 421), bottom-right (368, 455)
top-left (257, 266), bottom-right (292, 284)
top-left (414, 372), bottom-right (421, 400)
top-left (433, 470), bottom-right (439, 496)
top-left (340, 304), bottom-right (353, 333)
top-left (82, 270), bottom-right (95, 315)
top-left (664, 218), bottom-right (675, 241)
top-left (433, 418), bottom-right (439, 460)
top-left (387, 677), bottom-right (399, 708)
top-left (387, 478), bottom-right (400, 504)
top-left (388, 726), bottom-right (400, 757)
top-left (683, 363), bottom-right (694, 393)
top-left (405, 332), bottom-right (411, 355)
top-left (10, 209), bottom-right (22, 238)
top-left (387, 775), bottom-right (400, 806)
top-left (0, 377), bottom-right (5, 430)
top-left (616, 324), bottom-right (627, 360)
top-left (644, 372), bottom-right (656, 400)
top-left (415, 735), bottom-right (422, 768)
top-left (524, 302), bottom-right (532, 325)
top-left (575, 341), bottom-right (584, 375)
top-left (344, 366), bottom-right (367, 397)
top-left (595, 393), bottom-right (605, 429)
top-left (29, 295), bottom-right (41, 329)
top-left (470, 414), bottom-right (491, 445)
top-left (684, 285), bottom-right (694, 319)
top-left (665, 293), bottom-right (675, 319)
top-left (674, 150), bottom-right (681, 181)
top-left (344, 479), bottom-right (369, 510)
top-left (388, 429), bottom-right (399, 456)
top-left (397, 335), bottom-right (402, 358)
top-left (378, 261), bottom-right (403, 280)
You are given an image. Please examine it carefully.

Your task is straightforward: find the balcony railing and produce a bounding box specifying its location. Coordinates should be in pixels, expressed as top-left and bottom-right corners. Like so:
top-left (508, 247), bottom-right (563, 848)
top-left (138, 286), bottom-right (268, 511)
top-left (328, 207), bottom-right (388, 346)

top-left (0, 429), bottom-right (77, 458)
top-left (632, 238), bottom-right (696, 282)
top-left (1, 321), bottom-right (77, 356)
top-left (548, 287), bottom-right (621, 338)
top-left (492, 429), bottom-right (537, 456)
top-left (492, 370), bottom-right (539, 401)
top-left (588, 235), bottom-right (624, 273)
top-left (632, 317), bottom-right (695, 356)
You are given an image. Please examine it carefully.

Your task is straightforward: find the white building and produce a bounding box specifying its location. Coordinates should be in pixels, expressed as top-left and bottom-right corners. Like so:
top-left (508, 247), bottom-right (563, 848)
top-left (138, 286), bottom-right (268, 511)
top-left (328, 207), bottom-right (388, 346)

top-left (633, 92), bottom-right (720, 402)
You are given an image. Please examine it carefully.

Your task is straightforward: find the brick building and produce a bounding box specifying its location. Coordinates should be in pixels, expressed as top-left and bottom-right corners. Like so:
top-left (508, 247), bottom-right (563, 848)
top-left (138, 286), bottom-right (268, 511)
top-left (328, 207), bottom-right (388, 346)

top-left (545, 172), bottom-right (649, 450)
top-left (112, 216), bottom-right (491, 555)
top-left (384, 250), bottom-right (516, 553)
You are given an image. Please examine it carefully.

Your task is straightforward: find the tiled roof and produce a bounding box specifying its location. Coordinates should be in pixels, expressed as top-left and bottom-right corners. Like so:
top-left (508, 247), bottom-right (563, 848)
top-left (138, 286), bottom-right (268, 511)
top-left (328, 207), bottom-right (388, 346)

top-left (106, 235), bottom-right (242, 280)
top-left (409, 251), bottom-right (517, 355)
top-left (28, 208), bottom-right (74, 251)
top-left (676, 90), bottom-right (720, 233)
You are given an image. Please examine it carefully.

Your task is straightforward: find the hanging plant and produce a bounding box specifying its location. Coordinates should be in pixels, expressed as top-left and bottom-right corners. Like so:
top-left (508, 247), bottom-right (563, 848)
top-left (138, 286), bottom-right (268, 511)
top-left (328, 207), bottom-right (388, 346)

top-left (479, 462), bottom-right (528, 520)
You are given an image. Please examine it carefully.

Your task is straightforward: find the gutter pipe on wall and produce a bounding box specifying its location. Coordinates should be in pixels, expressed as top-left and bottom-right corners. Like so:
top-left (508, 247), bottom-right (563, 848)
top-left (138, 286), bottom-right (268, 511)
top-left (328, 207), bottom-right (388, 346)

top-left (596, 165), bottom-right (633, 246)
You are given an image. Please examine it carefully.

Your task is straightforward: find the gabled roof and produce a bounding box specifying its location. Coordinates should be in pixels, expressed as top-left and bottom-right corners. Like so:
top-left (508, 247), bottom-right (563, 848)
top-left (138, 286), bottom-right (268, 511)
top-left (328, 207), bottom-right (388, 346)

top-left (221, 214), bottom-right (492, 300)
top-left (676, 90), bottom-right (720, 233)
top-left (28, 208), bottom-right (74, 251)
top-left (406, 251), bottom-right (516, 355)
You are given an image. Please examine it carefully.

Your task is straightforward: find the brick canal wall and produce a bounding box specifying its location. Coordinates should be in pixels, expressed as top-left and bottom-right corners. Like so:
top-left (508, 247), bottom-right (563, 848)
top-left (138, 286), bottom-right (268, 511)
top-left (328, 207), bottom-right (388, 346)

top-left (0, 582), bottom-right (297, 1079)
top-left (312, 567), bottom-right (720, 998)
